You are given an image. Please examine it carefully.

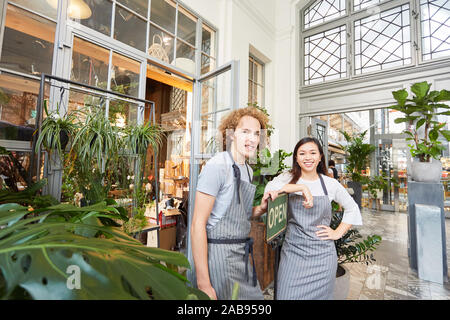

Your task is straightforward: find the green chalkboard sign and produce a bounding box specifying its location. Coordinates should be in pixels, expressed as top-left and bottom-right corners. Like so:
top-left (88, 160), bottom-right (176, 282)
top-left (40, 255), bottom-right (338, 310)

top-left (266, 193), bottom-right (288, 242)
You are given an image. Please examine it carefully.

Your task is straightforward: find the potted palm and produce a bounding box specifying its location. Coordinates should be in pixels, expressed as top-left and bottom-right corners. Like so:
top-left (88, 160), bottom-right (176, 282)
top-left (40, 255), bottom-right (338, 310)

top-left (339, 130), bottom-right (376, 208)
top-left (390, 81), bottom-right (450, 182)
top-left (331, 203), bottom-right (382, 300)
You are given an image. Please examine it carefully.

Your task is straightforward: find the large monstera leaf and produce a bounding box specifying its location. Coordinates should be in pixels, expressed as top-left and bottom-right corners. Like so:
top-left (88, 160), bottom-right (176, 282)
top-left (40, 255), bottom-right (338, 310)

top-left (0, 203), bottom-right (208, 300)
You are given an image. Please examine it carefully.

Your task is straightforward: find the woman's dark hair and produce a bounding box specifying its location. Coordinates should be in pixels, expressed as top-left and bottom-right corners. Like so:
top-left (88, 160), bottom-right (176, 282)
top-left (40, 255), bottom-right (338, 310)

top-left (328, 159), bottom-right (335, 167)
top-left (289, 137), bottom-right (328, 184)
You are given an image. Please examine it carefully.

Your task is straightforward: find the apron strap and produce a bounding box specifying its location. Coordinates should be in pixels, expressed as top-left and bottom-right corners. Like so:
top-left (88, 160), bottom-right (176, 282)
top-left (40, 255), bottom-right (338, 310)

top-left (207, 237), bottom-right (258, 287)
top-left (244, 161), bottom-right (252, 182)
top-left (319, 174), bottom-right (329, 196)
top-left (226, 151), bottom-right (251, 204)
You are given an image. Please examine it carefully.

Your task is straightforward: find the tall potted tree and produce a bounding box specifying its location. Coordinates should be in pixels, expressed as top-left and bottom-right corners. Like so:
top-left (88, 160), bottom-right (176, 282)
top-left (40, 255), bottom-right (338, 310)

top-left (390, 81), bottom-right (449, 281)
top-left (390, 81), bottom-right (450, 182)
top-left (340, 130), bottom-right (376, 209)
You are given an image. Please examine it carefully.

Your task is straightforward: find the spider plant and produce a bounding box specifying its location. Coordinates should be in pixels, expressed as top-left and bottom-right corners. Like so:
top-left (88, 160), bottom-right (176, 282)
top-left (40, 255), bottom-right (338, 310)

top-left (35, 100), bottom-right (79, 161)
top-left (71, 105), bottom-right (120, 169)
top-left (124, 121), bottom-right (164, 157)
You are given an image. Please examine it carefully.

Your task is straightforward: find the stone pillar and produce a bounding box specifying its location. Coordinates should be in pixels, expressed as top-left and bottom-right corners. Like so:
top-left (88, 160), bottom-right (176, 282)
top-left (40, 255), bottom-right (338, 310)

top-left (415, 204), bottom-right (446, 284)
top-left (407, 181), bottom-right (447, 282)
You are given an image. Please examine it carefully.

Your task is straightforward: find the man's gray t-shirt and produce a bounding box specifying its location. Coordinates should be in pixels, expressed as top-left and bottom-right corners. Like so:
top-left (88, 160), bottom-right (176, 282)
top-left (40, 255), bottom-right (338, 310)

top-left (196, 152), bottom-right (253, 230)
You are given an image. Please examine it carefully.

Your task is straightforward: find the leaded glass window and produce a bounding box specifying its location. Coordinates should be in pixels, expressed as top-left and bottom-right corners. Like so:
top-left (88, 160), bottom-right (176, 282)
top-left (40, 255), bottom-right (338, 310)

top-left (420, 0), bottom-right (450, 61)
top-left (354, 0), bottom-right (386, 12)
top-left (304, 0), bottom-right (346, 29)
top-left (354, 4), bottom-right (411, 74)
top-left (304, 25), bottom-right (347, 84)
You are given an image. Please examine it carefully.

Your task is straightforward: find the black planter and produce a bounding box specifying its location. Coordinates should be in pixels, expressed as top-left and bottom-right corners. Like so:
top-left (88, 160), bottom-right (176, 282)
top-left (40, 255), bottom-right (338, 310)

top-left (60, 130), bottom-right (69, 151)
top-left (347, 181), bottom-right (362, 209)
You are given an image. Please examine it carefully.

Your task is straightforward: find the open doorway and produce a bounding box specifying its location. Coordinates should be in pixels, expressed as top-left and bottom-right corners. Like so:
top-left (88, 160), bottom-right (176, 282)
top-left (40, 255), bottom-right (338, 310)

top-left (142, 64), bottom-right (193, 255)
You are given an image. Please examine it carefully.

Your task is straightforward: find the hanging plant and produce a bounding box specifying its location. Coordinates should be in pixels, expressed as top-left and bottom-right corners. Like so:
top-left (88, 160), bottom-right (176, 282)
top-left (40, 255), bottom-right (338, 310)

top-left (35, 100), bottom-right (79, 161)
top-left (124, 121), bottom-right (164, 156)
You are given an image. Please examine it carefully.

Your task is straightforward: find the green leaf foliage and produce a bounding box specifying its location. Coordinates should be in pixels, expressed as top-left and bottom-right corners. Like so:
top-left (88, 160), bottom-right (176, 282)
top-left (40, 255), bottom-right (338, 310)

top-left (330, 210), bottom-right (381, 265)
top-left (339, 130), bottom-right (376, 182)
top-left (390, 81), bottom-right (450, 162)
top-left (0, 203), bottom-right (208, 300)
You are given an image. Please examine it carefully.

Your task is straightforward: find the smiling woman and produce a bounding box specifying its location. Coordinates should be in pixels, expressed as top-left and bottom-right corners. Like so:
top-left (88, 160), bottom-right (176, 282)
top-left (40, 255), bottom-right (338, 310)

top-left (264, 137), bottom-right (362, 300)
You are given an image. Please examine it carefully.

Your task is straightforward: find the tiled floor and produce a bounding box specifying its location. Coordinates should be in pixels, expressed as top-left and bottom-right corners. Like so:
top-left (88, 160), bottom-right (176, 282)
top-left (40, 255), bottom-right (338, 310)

top-left (263, 208), bottom-right (450, 300)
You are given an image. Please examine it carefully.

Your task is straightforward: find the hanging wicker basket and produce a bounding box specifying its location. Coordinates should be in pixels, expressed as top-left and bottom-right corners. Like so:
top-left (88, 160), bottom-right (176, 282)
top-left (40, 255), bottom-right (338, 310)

top-left (148, 34), bottom-right (169, 64)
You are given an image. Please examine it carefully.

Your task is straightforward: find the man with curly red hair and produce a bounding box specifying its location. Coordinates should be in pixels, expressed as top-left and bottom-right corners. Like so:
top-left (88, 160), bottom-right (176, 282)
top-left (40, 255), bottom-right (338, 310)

top-left (191, 106), bottom-right (276, 300)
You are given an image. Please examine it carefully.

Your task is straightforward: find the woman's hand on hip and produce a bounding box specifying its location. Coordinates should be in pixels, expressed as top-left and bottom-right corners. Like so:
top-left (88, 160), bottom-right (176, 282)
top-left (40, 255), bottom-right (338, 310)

top-left (315, 225), bottom-right (341, 240)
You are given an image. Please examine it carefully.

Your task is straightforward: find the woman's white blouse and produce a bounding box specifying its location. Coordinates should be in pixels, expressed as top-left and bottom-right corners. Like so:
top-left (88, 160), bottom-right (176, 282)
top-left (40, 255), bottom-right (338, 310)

top-left (264, 172), bottom-right (363, 226)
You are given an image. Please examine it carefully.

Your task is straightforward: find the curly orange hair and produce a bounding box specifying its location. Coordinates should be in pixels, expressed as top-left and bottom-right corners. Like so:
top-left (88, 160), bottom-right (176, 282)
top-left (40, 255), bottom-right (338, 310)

top-left (217, 106), bottom-right (270, 151)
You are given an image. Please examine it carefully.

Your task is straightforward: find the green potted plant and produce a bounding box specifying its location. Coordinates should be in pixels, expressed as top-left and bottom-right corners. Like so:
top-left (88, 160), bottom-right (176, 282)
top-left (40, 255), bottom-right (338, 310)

top-left (366, 174), bottom-right (399, 210)
top-left (339, 130), bottom-right (376, 208)
top-left (69, 105), bottom-right (122, 205)
top-left (123, 120), bottom-right (164, 217)
top-left (330, 202), bottom-right (382, 299)
top-left (35, 101), bottom-right (79, 161)
top-left (390, 81), bottom-right (450, 182)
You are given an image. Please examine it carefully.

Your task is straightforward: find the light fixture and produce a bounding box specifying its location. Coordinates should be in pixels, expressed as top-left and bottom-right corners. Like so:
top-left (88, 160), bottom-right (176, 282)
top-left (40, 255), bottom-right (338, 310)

top-left (47, 0), bottom-right (92, 19)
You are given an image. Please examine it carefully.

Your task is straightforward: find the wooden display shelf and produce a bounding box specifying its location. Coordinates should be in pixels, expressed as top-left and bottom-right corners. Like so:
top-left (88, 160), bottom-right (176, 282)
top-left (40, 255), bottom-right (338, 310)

top-left (161, 109), bottom-right (186, 131)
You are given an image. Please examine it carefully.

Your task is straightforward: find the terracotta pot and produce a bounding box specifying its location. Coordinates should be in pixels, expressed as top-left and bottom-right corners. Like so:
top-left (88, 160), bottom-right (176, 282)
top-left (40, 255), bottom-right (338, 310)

top-left (334, 264), bottom-right (350, 300)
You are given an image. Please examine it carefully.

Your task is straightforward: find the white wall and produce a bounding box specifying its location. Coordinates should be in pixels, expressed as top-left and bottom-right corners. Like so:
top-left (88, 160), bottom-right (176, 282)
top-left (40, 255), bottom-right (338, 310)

top-left (182, 0), bottom-right (299, 154)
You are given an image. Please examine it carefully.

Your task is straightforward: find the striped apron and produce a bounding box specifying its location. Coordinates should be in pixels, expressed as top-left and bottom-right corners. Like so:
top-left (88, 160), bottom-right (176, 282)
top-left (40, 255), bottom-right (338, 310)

top-left (276, 174), bottom-right (337, 300)
top-left (206, 155), bottom-right (264, 300)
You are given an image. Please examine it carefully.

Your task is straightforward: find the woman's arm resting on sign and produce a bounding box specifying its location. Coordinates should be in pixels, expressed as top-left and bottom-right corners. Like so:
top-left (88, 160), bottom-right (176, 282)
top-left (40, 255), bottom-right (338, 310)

top-left (191, 191), bottom-right (218, 300)
top-left (316, 222), bottom-right (352, 240)
top-left (278, 184), bottom-right (313, 208)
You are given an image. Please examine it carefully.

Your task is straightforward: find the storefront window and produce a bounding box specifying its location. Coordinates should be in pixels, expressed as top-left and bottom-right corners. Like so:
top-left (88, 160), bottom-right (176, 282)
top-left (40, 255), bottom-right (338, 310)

top-left (0, 73), bottom-right (42, 142)
top-left (117, 0), bottom-right (148, 17)
top-left (0, 4), bottom-right (55, 76)
top-left (109, 99), bottom-right (138, 127)
top-left (114, 6), bottom-right (146, 52)
top-left (202, 24), bottom-right (214, 57)
top-left (177, 6), bottom-right (197, 46)
top-left (148, 24), bottom-right (174, 64)
top-left (201, 72), bottom-right (231, 114)
top-left (70, 0), bottom-right (112, 36)
top-left (110, 52), bottom-right (140, 98)
top-left (175, 41), bottom-right (195, 73)
top-left (71, 37), bottom-right (110, 90)
top-left (68, 89), bottom-right (105, 116)
top-left (0, 151), bottom-right (33, 191)
top-left (9, 0), bottom-right (57, 20)
top-left (201, 54), bottom-right (215, 75)
top-left (150, 0), bottom-right (176, 34)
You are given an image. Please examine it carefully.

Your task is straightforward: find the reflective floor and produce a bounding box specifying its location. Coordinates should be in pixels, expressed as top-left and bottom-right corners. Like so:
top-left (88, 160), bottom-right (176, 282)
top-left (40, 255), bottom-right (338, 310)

top-left (263, 208), bottom-right (450, 300)
top-left (346, 208), bottom-right (450, 300)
